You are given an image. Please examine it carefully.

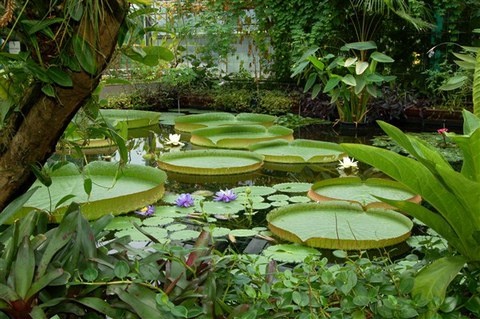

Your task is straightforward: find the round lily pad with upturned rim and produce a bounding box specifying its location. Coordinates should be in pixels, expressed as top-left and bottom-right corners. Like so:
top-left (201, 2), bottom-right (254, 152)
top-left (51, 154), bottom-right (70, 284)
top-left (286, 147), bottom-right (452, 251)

top-left (232, 186), bottom-right (277, 196)
top-left (99, 109), bottom-right (161, 129)
top-left (17, 161), bottom-right (167, 222)
top-left (174, 112), bottom-right (276, 132)
top-left (308, 177), bottom-right (421, 209)
top-left (249, 139), bottom-right (346, 163)
top-left (56, 138), bottom-right (117, 155)
top-left (273, 182), bottom-right (313, 193)
top-left (267, 201), bottom-right (414, 250)
top-left (190, 125), bottom-right (294, 149)
top-left (158, 149), bottom-right (264, 175)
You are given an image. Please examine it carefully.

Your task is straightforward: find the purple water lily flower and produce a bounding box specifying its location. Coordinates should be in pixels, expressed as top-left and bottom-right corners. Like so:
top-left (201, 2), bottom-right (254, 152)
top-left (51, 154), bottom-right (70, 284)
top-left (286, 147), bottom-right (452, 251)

top-left (176, 193), bottom-right (195, 207)
top-left (135, 205), bottom-right (155, 216)
top-left (213, 189), bottom-right (238, 203)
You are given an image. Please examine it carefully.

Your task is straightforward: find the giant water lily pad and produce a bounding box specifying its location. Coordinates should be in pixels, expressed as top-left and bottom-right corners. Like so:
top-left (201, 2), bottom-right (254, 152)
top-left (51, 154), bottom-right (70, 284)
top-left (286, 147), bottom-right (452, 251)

top-left (267, 201), bottom-right (413, 250)
top-left (158, 150), bottom-right (264, 175)
top-left (17, 162), bottom-right (167, 222)
top-left (174, 112), bottom-right (276, 132)
top-left (99, 109), bottom-right (161, 129)
top-left (56, 138), bottom-right (117, 155)
top-left (190, 125), bottom-right (294, 149)
top-left (250, 139), bottom-right (345, 163)
top-left (308, 177), bottom-right (421, 209)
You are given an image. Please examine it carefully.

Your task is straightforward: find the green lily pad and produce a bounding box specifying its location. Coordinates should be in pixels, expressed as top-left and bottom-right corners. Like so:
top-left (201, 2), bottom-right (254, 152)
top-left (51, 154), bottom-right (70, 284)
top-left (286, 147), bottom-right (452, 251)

top-left (174, 112), bottom-right (276, 132)
top-left (267, 194), bottom-right (290, 202)
top-left (308, 177), bottom-right (421, 209)
top-left (105, 216), bottom-right (137, 230)
top-left (207, 226), bottom-right (231, 237)
top-left (199, 201), bottom-right (244, 216)
top-left (288, 196), bottom-right (312, 203)
top-left (116, 227), bottom-right (169, 242)
top-left (251, 202), bottom-right (272, 210)
top-left (271, 201), bottom-right (289, 207)
top-left (229, 229), bottom-right (258, 237)
top-left (142, 217), bottom-right (175, 226)
top-left (267, 201), bottom-right (414, 250)
top-left (56, 138), bottom-right (117, 155)
top-left (273, 182), bottom-right (313, 193)
top-left (169, 229), bottom-right (201, 241)
top-left (262, 244), bottom-right (320, 263)
top-left (250, 139), bottom-right (345, 163)
top-left (18, 162), bottom-right (166, 222)
top-left (158, 150), bottom-right (264, 175)
top-left (190, 125), bottom-right (294, 149)
top-left (166, 224), bottom-right (187, 232)
top-left (99, 109), bottom-right (161, 129)
top-left (160, 112), bottom-right (185, 125)
top-left (232, 186), bottom-right (277, 196)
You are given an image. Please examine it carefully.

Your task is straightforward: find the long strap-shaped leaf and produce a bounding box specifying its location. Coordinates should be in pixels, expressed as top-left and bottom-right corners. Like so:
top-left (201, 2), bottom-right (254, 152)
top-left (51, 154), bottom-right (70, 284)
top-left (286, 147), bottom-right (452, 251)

top-left (473, 49), bottom-right (480, 117)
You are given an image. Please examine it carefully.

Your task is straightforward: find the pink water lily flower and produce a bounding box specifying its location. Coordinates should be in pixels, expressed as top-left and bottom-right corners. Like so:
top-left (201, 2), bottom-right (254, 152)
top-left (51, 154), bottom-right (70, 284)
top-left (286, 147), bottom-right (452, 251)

top-left (437, 128), bottom-right (448, 134)
top-left (213, 189), bottom-right (238, 202)
top-left (175, 193), bottom-right (195, 207)
top-left (135, 205), bottom-right (155, 216)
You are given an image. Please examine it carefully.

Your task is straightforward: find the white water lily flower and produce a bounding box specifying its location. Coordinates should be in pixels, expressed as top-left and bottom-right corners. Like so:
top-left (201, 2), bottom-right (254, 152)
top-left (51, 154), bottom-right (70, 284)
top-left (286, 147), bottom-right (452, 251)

top-left (165, 134), bottom-right (185, 147)
top-left (338, 156), bottom-right (358, 170)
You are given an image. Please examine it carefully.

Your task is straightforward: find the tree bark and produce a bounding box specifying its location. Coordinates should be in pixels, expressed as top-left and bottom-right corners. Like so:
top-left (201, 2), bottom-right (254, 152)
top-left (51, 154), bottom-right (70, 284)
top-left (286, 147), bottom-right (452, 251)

top-left (0, 0), bottom-right (128, 211)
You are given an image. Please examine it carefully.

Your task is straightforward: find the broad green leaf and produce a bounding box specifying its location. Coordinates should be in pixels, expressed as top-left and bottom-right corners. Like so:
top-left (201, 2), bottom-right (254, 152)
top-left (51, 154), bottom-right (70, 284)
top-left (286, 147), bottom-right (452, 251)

top-left (307, 55), bottom-right (325, 71)
top-left (355, 76), bottom-right (366, 95)
top-left (123, 46), bottom-right (173, 66)
top-left (46, 67), bottom-right (72, 87)
top-left (342, 41), bottom-right (377, 51)
top-left (0, 282), bottom-right (19, 302)
top-left (342, 74), bottom-right (357, 86)
top-left (26, 268), bottom-right (64, 300)
top-left (114, 261), bottom-right (130, 279)
top-left (29, 306), bottom-right (47, 319)
top-left (42, 84), bottom-right (56, 97)
top-left (323, 77), bottom-right (341, 93)
top-left (370, 52), bottom-right (394, 63)
top-left (73, 35), bottom-right (97, 75)
top-left (462, 109), bottom-right (480, 135)
top-left (304, 73), bottom-right (317, 92)
top-left (454, 60), bottom-right (475, 70)
top-left (440, 75), bottom-right (468, 91)
top-left (452, 52), bottom-right (476, 64)
top-left (412, 256), bottom-right (467, 305)
top-left (291, 61), bottom-right (309, 78)
top-left (0, 187), bottom-right (39, 225)
top-left (448, 129), bottom-right (480, 182)
top-left (75, 297), bottom-right (123, 318)
top-left (15, 237), bottom-right (35, 299)
top-left (21, 18), bottom-right (63, 35)
top-left (174, 112), bottom-right (275, 133)
top-left (54, 194), bottom-right (76, 209)
top-left (344, 57), bottom-right (357, 67)
top-left (311, 83), bottom-right (322, 98)
top-left (355, 61), bottom-right (369, 75)
top-left (128, 0), bottom-right (153, 4)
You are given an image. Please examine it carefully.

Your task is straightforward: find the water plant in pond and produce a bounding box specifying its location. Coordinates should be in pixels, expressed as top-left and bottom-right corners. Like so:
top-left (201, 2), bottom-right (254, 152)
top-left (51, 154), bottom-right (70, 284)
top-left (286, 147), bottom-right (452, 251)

top-left (17, 161), bottom-right (167, 222)
top-left (307, 177), bottom-right (421, 209)
top-left (213, 189), bottom-right (238, 202)
top-left (267, 201), bottom-right (413, 250)
top-left (190, 125), bottom-right (294, 149)
top-left (157, 149), bottom-right (264, 175)
top-left (164, 133), bottom-right (185, 147)
top-left (174, 112), bottom-right (276, 132)
top-left (249, 139), bottom-right (345, 163)
top-left (135, 205), bottom-right (155, 217)
top-left (341, 110), bottom-right (480, 313)
top-left (98, 109), bottom-right (161, 129)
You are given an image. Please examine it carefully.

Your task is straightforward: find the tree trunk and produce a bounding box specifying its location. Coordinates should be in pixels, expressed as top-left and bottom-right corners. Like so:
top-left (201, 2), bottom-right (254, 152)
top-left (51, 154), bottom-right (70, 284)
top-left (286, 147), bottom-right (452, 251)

top-left (0, 1), bottom-right (128, 212)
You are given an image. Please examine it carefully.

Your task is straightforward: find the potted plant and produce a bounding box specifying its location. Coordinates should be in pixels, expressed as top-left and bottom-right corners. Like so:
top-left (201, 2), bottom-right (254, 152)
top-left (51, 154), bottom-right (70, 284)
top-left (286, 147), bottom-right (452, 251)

top-left (292, 41), bottom-right (396, 125)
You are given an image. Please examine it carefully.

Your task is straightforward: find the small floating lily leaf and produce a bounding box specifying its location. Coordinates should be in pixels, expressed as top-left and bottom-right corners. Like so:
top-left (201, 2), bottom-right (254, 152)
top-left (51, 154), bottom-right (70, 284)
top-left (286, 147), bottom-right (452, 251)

top-left (288, 196), bottom-right (311, 203)
top-left (166, 224), bottom-right (187, 232)
top-left (115, 227), bottom-right (168, 242)
top-left (105, 217), bottom-right (137, 230)
top-left (250, 139), bottom-right (345, 163)
top-left (267, 201), bottom-right (413, 250)
top-left (267, 194), bottom-right (289, 202)
top-left (155, 206), bottom-right (188, 217)
top-left (192, 190), bottom-right (214, 197)
top-left (273, 182), bottom-right (312, 193)
top-left (252, 202), bottom-right (271, 210)
top-left (190, 125), bottom-right (294, 149)
top-left (229, 229), bottom-right (258, 237)
top-left (252, 227), bottom-right (268, 232)
top-left (271, 201), bottom-right (289, 207)
top-left (200, 201), bottom-right (244, 215)
top-left (158, 149), bottom-right (264, 175)
top-left (262, 244), bottom-right (319, 263)
top-left (232, 186), bottom-right (276, 196)
top-left (170, 229), bottom-right (201, 241)
top-left (99, 109), bottom-right (161, 129)
top-left (206, 226), bottom-right (231, 238)
top-left (174, 112), bottom-right (276, 132)
top-left (237, 194), bottom-right (264, 203)
top-left (142, 217), bottom-right (175, 227)
top-left (308, 177), bottom-right (421, 209)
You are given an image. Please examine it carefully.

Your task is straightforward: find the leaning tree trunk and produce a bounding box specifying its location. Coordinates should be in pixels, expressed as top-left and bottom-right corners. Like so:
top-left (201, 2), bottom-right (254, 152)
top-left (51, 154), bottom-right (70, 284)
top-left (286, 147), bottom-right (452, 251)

top-left (0, 0), bottom-right (128, 212)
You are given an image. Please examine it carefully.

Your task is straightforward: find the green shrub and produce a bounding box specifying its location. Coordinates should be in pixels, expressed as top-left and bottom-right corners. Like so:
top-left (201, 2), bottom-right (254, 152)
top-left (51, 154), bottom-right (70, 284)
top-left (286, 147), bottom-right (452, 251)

top-left (210, 88), bottom-right (254, 113)
top-left (255, 90), bottom-right (295, 115)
